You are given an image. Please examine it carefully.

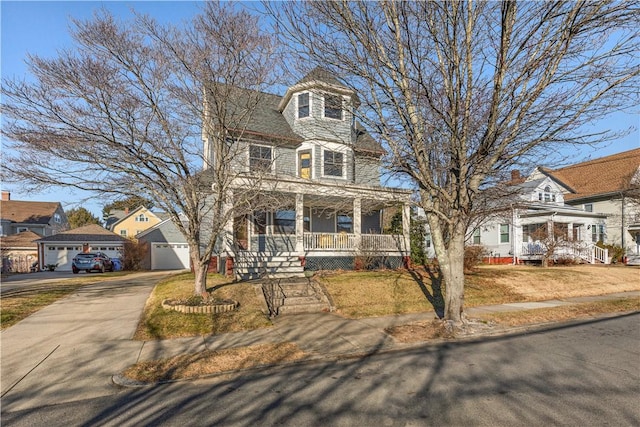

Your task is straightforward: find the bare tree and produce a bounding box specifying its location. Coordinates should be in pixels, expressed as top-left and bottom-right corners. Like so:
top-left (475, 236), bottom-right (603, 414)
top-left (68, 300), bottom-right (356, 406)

top-left (269, 0), bottom-right (640, 325)
top-left (2, 2), bottom-right (280, 295)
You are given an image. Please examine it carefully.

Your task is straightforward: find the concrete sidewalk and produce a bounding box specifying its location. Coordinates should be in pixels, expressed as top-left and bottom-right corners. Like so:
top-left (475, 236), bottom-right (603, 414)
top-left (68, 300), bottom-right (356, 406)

top-left (1, 270), bottom-right (638, 412)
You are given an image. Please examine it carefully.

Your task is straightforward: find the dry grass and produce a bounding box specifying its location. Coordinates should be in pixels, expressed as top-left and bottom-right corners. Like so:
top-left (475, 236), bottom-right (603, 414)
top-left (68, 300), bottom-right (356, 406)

top-left (133, 272), bottom-right (272, 340)
top-left (317, 270), bottom-right (436, 318)
top-left (123, 342), bottom-right (306, 383)
top-left (466, 264), bottom-right (640, 303)
top-left (318, 264), bottom-right (640, 319)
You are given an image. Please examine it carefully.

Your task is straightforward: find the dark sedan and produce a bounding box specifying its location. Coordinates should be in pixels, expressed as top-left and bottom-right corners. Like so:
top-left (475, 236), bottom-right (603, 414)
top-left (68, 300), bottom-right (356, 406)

top-left (72, 252), bottom-right (114, 274)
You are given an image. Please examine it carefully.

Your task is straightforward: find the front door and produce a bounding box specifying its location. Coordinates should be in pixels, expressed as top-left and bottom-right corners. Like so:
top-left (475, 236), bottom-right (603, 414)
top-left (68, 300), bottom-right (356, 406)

top-left (299, 151), bottom-right (311, 179)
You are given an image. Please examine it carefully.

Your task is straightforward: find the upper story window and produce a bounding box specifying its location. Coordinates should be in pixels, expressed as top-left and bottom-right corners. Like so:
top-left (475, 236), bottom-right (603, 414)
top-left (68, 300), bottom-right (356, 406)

top-left (584, 203), bottom-right (593, 212)
top-left (120, 229), bottom-right (127, 237)
top-left (297, 93), bottom-right (310, 119)
top-left (249, 144), bottom-right (272, 172)
top-left (539, 185), bottom-right (556, 202)
top-left (135, 214), bottom-right (149, 222)
top-left (53, 213), bottom-right (61, 223)
top-left (324, 94), bottom-right (343, 120)
top-left (472, 228), bottom-right (481, 244)
top-left (323, 150), bottom-right (344, 177)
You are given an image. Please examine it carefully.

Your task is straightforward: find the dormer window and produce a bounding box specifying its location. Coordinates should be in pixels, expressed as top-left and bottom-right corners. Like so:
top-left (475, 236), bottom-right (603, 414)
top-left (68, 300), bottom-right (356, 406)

top-left (297, 93), bottom-right (310, 119)
top-left (324, 94), bottom-right (342, 120)
top-left (53, 213), bottom-right (61, 223)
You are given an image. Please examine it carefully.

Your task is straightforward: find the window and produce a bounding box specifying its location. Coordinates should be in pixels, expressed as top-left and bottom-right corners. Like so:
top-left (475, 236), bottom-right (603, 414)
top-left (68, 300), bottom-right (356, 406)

top-left (274, 209), bottom-right (296, 234)
top-left (298, 93), bottom-right (310, 118)
top-left (500, 224), bottom-right (510, 243)
top-left (523, 223), bottom-right (547, 242)
top-left (54, 213), bottom-right (61, 223)
top-left (425, 233), bottom-right (432, 248)
top-left (337, 213), bottom-right (353, 233)
top-left (253, 211), bottom-right (267, 235)
top-left (472, 228), bottom-right (481, 244)
top-left (584, 203), bottom-right (593, 212)
top-left (324, 94), bottom-right (342, 120)
top-left (591, 224), bottom-right (605, 243)
top-left (323, 150), bottom-right (344, 177)
top-left (120, 230), bottom-right (127, 237)
top-left (135, 214), bottom-right (148, 222)
top-left (17, 227), bottom-right (29, 233)
top-left (249, 145), bottom-right (272, 172)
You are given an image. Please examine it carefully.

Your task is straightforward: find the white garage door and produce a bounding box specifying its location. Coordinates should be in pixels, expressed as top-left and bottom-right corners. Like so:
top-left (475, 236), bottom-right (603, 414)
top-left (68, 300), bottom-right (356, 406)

top-left (151, 243), bottom-right (190, 270)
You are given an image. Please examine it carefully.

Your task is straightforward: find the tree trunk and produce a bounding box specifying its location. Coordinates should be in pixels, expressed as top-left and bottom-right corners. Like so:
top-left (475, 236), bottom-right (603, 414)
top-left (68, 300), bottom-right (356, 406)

top-left (440, 231), bottom-right (466, 325)
top-left (193, 260), bottom-right (208, 296)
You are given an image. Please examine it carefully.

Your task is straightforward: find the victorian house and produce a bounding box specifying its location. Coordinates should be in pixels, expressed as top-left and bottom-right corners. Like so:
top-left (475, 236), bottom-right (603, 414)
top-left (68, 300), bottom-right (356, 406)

top-left (202, 68), bottom-right (412, 279)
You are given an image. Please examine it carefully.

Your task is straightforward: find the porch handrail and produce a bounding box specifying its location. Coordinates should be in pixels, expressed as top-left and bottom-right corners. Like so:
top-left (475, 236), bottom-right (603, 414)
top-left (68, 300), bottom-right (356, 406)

top-left (303, 232), bottom-right (403, 251)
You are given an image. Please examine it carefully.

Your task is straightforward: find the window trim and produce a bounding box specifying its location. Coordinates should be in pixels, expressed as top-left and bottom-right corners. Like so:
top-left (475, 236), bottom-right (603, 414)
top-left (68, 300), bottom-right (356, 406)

top-left (322, 93), bottom-right (343, 121)
top-left (297, 92), bottom-right (311, 119)
top-left (248, 144), bottom-right (273, 173)
top-left (499, 224), bottom-right (510, 243)
top-left (322, 149), bottom-right (346, 179)
top-left (472, 228), bottom-right (481, 245)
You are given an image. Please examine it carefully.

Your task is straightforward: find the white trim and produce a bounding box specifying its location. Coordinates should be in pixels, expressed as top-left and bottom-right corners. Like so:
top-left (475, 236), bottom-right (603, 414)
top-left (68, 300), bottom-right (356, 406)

top-left (296, 91), bottom-right (312, 120)
top-left (295, 141), bottom-right (316, 180)
top-left (248, 143), bottom-right (274, 174)
top-left (320, 143), bottom-right (350, 179)
top-left (320, 92), bottom-right (345, 121)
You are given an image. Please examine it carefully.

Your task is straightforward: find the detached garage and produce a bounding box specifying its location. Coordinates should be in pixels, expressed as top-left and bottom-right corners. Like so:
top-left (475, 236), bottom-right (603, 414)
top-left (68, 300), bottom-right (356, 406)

top-left (36, 224), bottom-right (126, 271)
top-left (137, 219), bottom-right (190, 270)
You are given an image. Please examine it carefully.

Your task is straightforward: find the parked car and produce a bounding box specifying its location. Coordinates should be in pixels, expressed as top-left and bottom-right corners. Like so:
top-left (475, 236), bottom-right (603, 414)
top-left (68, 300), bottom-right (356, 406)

top-left (72, 252), bottom-right (114, 274)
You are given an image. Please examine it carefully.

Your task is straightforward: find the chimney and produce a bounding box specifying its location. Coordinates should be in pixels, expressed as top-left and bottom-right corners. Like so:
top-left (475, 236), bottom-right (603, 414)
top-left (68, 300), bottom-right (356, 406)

top-left (1, 191), bottom-right (10, 201)
top-left (124, 207), bottom-right (129, 215)
top-left (511, 170), bottom-right (521, 181)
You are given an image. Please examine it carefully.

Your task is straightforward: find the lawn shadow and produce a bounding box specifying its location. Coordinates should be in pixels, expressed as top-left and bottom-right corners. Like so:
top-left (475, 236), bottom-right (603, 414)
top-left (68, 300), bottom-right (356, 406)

top-left (408, 266), bottom-right (445, 318)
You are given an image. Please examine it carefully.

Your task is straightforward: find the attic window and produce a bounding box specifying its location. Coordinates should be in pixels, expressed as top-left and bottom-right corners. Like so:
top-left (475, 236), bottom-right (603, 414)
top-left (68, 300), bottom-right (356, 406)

top-left (540, 186), bottom-right (556, 202)
top-left (324, 94), bottom-right (342, 120)
top-left (297, 93), bottom-right (310, 119)
top-left (54, 213), bottom-right (61, 223)
top-left (135, 214), bottom-right (149, 222)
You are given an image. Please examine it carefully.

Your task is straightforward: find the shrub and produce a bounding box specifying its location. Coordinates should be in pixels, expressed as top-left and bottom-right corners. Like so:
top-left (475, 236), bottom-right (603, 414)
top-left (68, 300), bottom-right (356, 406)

top-left (464, 245), bottom-right (487, 272)
top-left (122, 239), bottom-right (148, 271)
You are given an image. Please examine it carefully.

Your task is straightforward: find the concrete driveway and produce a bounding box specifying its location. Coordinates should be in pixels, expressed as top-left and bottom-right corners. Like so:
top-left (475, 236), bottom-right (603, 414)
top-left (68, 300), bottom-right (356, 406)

top-left (0, 271), bottom-right (173, 412)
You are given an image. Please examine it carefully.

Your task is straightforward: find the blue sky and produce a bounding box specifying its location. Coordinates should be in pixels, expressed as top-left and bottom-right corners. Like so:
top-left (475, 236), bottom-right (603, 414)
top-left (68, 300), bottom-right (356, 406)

top-left (2, 1), bottom-right (639, 218)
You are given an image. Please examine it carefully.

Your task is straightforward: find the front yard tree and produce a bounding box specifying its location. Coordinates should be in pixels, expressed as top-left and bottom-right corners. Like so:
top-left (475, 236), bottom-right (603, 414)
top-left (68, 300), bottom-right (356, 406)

top-left (272, 1), bottom-right (639, 325)
top-left (2, 3), bottom-right (279, 295)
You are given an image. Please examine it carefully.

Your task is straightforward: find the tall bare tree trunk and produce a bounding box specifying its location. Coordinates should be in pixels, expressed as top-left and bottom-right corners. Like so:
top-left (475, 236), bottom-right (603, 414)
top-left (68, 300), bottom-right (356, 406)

top-left (440, 232), bottom-right (466, 324)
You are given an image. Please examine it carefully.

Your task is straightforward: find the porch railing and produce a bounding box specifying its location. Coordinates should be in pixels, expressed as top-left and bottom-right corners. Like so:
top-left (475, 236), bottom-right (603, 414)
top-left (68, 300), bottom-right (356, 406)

top-left (303, 232), bottom-right (403, 251)
top-left (520, 242), bottom-right (609, 264)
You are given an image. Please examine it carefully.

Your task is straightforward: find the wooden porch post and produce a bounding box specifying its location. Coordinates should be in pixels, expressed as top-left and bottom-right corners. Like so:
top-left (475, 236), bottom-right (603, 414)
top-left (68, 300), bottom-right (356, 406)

top-left (353, 198), bottom-right (362, 250)
top-left (402, 202), bottom-right (411, 255)
top-left (295, 193), bottom-right (304, 253)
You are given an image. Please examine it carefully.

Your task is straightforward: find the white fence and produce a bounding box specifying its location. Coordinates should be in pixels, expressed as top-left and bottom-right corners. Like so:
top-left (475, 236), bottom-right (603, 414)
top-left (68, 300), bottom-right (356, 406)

top-left (520, 242), bottom-right (609, 264)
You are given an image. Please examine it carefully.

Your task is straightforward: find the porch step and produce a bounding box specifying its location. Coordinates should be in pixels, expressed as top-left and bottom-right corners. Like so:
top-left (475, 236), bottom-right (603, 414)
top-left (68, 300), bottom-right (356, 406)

top-left (262, 278), bottom-right (331, 316)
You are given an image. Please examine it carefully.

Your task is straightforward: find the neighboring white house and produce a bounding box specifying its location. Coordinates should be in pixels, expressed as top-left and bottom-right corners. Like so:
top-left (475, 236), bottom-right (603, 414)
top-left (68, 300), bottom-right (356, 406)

top-left (202, 67), bottom-right (412, 279)
top-left (422, 148), bottom-right (640, 265)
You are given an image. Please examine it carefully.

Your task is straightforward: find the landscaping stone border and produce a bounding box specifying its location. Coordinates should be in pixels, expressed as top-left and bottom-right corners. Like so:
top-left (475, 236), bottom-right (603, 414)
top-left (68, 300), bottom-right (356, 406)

top-left (161, 299), bottom-right (238, 314)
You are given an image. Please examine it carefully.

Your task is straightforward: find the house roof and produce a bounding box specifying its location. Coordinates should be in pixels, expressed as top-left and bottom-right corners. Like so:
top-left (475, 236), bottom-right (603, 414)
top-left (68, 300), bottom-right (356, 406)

top-left (0, 230), bottom-right (40, 249)
top-left (295, 67), bottom-right (349, 89)
top-left (541, 148), bottom-right (640, 200)
top-left (0, 200), bottom-right (61, 225)
top-left (36, 224), bottom-right (126, 243)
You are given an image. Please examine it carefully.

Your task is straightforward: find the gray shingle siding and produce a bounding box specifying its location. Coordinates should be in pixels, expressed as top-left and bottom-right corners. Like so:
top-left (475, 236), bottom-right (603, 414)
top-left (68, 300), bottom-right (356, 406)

top-left (354, 155), bottom-right (380, 186)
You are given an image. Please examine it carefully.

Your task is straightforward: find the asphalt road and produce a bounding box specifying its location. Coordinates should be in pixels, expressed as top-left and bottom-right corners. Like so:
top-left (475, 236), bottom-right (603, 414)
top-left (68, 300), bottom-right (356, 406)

top-left (2, 313), bottom-right (639, 427)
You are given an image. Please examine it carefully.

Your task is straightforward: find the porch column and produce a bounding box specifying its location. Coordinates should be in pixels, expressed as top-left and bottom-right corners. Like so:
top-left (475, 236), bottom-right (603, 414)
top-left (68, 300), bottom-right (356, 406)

top-left (222, 195), bottom-right (234, 255)
top-left (402, 202), bottom-right (411, 254)
top-left (295, 193), bottom-right (304, 253)
top-left (353, 198), bottom-right (362, 249)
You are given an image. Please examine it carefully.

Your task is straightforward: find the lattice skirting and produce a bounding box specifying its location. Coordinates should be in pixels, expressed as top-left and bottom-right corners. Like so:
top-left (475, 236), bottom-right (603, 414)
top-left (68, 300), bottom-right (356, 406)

top-left (305, 256), bottom-right (403, 271)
